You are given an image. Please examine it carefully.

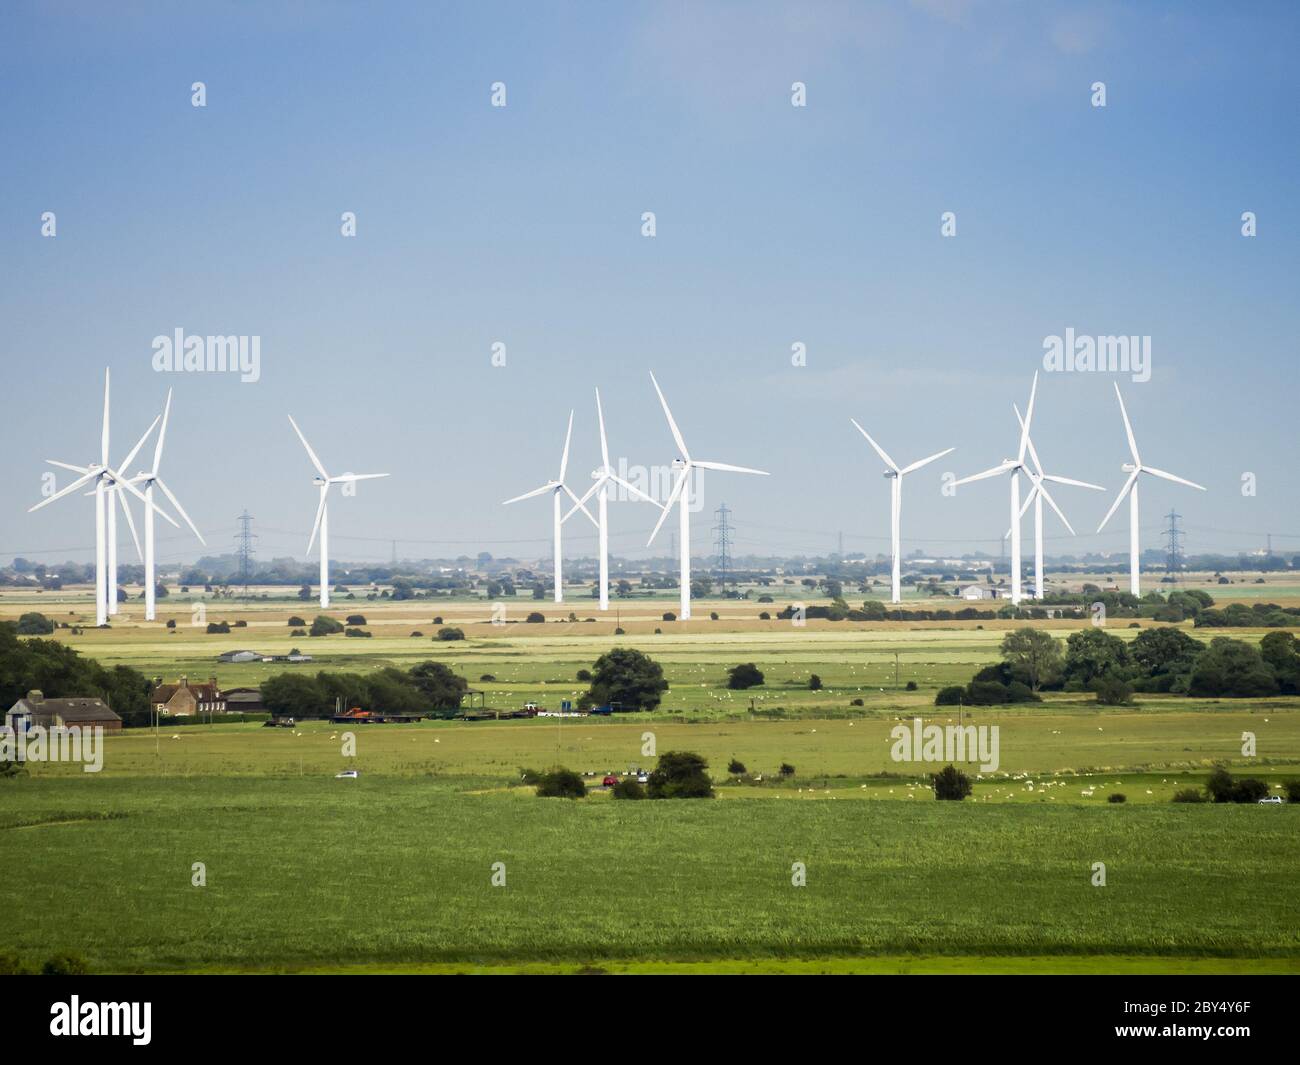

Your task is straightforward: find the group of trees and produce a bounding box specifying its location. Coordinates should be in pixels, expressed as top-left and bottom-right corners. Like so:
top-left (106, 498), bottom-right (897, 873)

top-left (531, 752), bottom-right (714, 800)
top-left (937, 626), bottom-right (1300, 706)
top-left (260, 661), bottom-right (467, 718)
top-left (0, 623), bottom-right (152, 725)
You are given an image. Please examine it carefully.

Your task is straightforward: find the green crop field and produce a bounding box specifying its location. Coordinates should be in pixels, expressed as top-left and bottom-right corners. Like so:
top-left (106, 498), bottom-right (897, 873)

top-left (3, 584), bottom-right (1299, 974)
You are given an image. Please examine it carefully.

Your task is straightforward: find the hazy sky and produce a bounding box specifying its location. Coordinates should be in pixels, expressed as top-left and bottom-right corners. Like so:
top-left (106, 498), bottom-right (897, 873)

top-left (2, 1), bottom-right (1297, 569)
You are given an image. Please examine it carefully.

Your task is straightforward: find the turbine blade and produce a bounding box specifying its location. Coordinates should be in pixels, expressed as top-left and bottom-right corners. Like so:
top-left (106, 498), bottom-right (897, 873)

top-left (119, 414), bottom-right (160, 477)
top-left (116, 486), bottom-right (144, 561)
top-left (650, 372), bottom-right (690, 461)
top-left (28, 471), bottom-right (96, 512)
top-left (691, 460), bottom-right (768, 475)
top-left (1097, 469), bottom-right (1139, 532)
top-left (116, 473), bottom-right (179, 527)
top-left (1114, 382), bottom-right (1141, 466)
top-left (646, 471), bottom-right (687, 546)
top-left (1042, 473), bottom-right (1105, 491)
top-left (503, 483), bottom-right (554, 505)
top-left (561, 483), bottom-right (598, 527)
top-left (952, 461), bottom-right (1013, 487)
top-left (562, 477), bottom-right (604, 523)
top-left (152, 388), bottom-right (173, 474)
top-left (1019, 481), bottom-right (1039, 521)
top-left (1036, 480), bottom-right (1075, 535)
top-left (329, 473), bottom-right (389, 483)
top-left (288, 415), bottom-right (330, 480)
top-left (46, 459), bottom-right (91, 474)
top-left (155, 478), bottom-right (205, 543)
top-left (558, 409), bottom-right (574, 482)
top-left (610, 473), bottom-right (663, 506)
top-left (1142, 466), bottom-right (1207, 491)
top-left (900, 447), bottom-right (954, 476)
top-left (307, 485), bottom-right (328, 555)
top-left (594, 388), bottom-right (610, 470)
top-left (1018, 372), bottom-right (1038, 464)
top-left (849, 418), bottom-right (898, 472)
top-left (1014, 404), bottom-right (1045, 476)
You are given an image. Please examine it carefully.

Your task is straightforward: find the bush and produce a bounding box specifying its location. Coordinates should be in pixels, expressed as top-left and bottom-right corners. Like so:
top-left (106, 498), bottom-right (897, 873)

top-left (727, 662), bottom-right (765, 690)
top-left (287, 616), bottom-right (306, 627)
top-left (309, 615), bottom-right (344, 637)
top-left (345, 614), bottom-right (367, 626)
top-left (850, 698), bottom-right (863, 706)
top-left (344, 627), bottom-right (372, 638)
top-left (931, 764), bottom-right (973, 801)
top-left (758, 612), bottom-right (771, 620)
top-left (808, 674), bottom-right (822, 691)
top-left (526, 612), bottom-right (545, 623)
top-left (1108, 792), bottom-right (1127, 804)
top-left (206, 621), bottom-right (231, 634)
top-left (42, 953), bottom-right (88, 976)
top-left (535, 768), bottom-right (586, 799)
top-left (905, 680), bottom-right (917, 691)
top-left (15, 612), bottom-right (54, 635)
top-left (166, 619), bottom-right (177, 629)
top-left (727, 758), bottom-right (747, 774)
top-left (1094, 676), bottom-right (1135, 705)
top-left (409, 631), bottom-right (423, 637)
top-left (611, 778), bottom-right (646, 800)
top-left (662, 612), bottom-right (676, 622)
top-left (647, 751), bottom-right (714, 799)
top-left (291, 628), bottom-right (307, 637)
top-left (432, 616), bottom-right (444, 625)
top-left (778, 762), bottom-right (795, 778)
top-left (1286, 781), bottom-right (1300, 804)
top-left (934, 686), bottom-right (965, 706)
top-left (1172, 788), bottom-right (1206, 803)
top-left (1206, 766), bottom-right (1271, 804)
top-left (480, 673), bottom-right (496, 682)
top-left (576, 669), bottom-right (592, 682)
top-left (0, 951), bottom-right (33, 975)
top-left (436, 627), bottom-right (465, 641)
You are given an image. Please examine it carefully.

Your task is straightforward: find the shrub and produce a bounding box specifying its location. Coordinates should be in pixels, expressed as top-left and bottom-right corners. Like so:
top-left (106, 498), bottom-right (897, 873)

top-left (905, 680), bottom-right (917, 691)
top-left (287, 615), bottom-right (306, 627)
top-left (778, 762), bottom-right (795, 778)
top-left (710, 612), bottom-right (719, 621)
top-left (934, 686), bottom-right (965, 706)
top-left (1285, 781), bottom-right (1300, 804)
top-left (758, 612), bottom-right (771, 620)
top-left (535, 768), bottom-right (586, 799)
top-left (409, 631), bottom-right (423, 637)
top-left (309, 615), bottom-right (344, 637)
top-left (727, 758), bottom-right (747, 774)
top-left (432, 616), bottom-right (444, 625)
top-left (42, 953), bottom-right (88, 976)
top-left (611, 778), bottom-right (646, 800)
top-left (165, 619), bottom-right (177, 629)
top-left (526, 612), bottom-right (545, 623)
top-left (15, 612), bottom-right (53, 635)
top-left (647, 751), bottom-right (713, 799)
top-left (576, 669), bottom-right (592, 682)
top-left (436, 627), bottom-right (465, 641)
top-left (1094, 676), bottom-right (1135, 705)
top-left (727, 663), bottom-right (765, 690)
top-left (480, 674), bottom-right (496, 682)
top-left (1206, 766), bottom-right (1271, 804)
top-left (808, 674), bottom-right (822, 691)
top-left (344, 627), bottom-right (371, 638)
top-left (662, 612), bottom-right (676, 622)
top-left (1172, 788), bottom-right (1206, 803)
top-left (206, 621), bottom-right (231, 634)
top-left (1107, 793), bottom-right (1127, 804)
top-left (291, 628), bottom-right (307, 637)
top-left (0, 951), bottom-right (33, 975)
top-left (345, 614), bottom-right (367, 626)
top-left (931, 764), bottom-right (972, 801)
top-left (850, 698), bottom-right (863, 706)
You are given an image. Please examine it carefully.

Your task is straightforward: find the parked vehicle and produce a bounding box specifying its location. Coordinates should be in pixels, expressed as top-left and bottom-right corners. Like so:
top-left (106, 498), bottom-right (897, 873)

top-left (335, 769), bottom-right (359, 779)
top-left (602, 774), bottom-right (619, 787)
top-left (1258, 795), bottom-right (1284, 804)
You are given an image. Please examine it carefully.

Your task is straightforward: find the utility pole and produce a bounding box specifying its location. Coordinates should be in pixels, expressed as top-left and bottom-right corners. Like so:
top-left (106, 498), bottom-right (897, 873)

top-left (1163, 509), bottom-right (1184, 579)
top-left (234, 510), bottom-right (256, 598)
top-left (712, 502), bottom-right (733, 595)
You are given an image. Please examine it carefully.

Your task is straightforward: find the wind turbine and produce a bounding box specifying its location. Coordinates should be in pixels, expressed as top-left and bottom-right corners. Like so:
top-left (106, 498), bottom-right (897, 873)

top-left (130, 389), bottom-right (206, 620)
top-left (288, 415), bottom-right (390, 610)
top-left (1097, 383), bottom-right (1206, 595)
top-left (848, 420), bottom-right (953, 604)
top-left (952, 371), bottom-right (1040, 605)
top-left (563, 389), bottom-right (661, 611)
top-left (28, 369), bottom-right (171, 626)
top-left (502, 410), bottom-right (595, 603)
top-left (1006, 403), bottom-right (1104, 599)
top-left (645, 372), bottom-right (768, 620)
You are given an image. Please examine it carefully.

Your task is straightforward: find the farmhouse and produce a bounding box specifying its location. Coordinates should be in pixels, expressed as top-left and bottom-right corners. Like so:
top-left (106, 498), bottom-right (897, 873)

top-left (5, 690), bottom-right (122, 732)
top-left (152, 676), bottom-right (225, 717)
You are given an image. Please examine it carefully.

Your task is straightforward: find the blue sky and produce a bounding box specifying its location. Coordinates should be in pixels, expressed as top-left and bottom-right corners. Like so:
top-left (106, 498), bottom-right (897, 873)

top-left (1, 1), bottom-right (1297, 568)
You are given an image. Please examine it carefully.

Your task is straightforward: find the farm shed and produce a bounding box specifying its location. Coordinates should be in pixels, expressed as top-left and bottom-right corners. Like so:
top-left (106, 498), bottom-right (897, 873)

top-left (5, 690), bottom-right (122, 732)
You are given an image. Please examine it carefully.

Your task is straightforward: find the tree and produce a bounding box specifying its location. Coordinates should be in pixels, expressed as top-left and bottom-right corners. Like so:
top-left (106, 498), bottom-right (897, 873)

top-left (287, 616), bottom-right (306, 627)
top-left (261, 674), bottom-right (325, 717)
top-left (585, 648), bottom-right (668, 712)
top-left (15, 613), bottom-right (53, 636)
top-left (808, 673), bottom-right (822, 691)
top-left (611, 777), bottom-right (645, 799)
top-left (727, 758), bottom-right (747, 774)
top-left (727, 663), bottom-right (764, 690)
top-left (309, 615), bottom-right (344, 637)
top-left (647, 751), bottom-right (714, 799)
top-left (1187, 638), bottom-right (1279, 697)
top-left (525, 612), bottom-right (545, 623)
top-left (999, 628), bottom-right (1062, 690)
top-left (298, 583), bottom-right (313, 601)
top-left (345, 614), bottom-right (367, 626)
top-left (408, 661), bottom-right (468, 711)
top-left (932, 764), bottom-right (972, 801)
top-left (1131, 627), bottom-right (1203, 679)
top-left (1062, 628), bottom-right (1131, 686)
top-left (435, 627), bottom-right (465, 641)
top-left (536, 768), bottom-right (586, 799)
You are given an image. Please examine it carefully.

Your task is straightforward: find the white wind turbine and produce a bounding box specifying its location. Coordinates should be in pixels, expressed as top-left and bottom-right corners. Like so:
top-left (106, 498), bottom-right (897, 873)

top-left (29, 368), bottom-right (172, 626)
top-left (952, 371), bottom-right (1040, 605)
top-left (646, 372), bottom-right (768, 620)
top-left (563, 389), bottom-right (661, 611)
top-left (130, 389), bottom-right (206, 620)
top-left (288, 415), bottom-right (390, 610)
top-left (1097, 382), bottom-right (1206, 595)
top-left (1006, 403), bottom-right (1105, 599)
top-left (849, 420), bottom-right (953, 604)
top-left (502, 410), bottom-right (596, 604)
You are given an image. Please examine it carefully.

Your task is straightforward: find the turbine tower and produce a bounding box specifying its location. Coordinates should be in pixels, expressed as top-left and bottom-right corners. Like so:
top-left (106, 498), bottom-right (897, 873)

top-left (29, 369), bottom-right (172, 626)
top-left (952, 372), bottom-right (1040, 605)
top-left (563, 390), bottom-right (660, 610)
top-left (645, 372), bottom-right (768, 620)
top-left (849, 420), bottom-right (953, 604)
top-left (1097, 383), bottom-right (1206, 595)
top-left (1007, 403), bottom-right (1104, 599)
top-left (130, 389), bottom-right (206, 620)
top-left (502, 410), bottom-right (595, 603)
top-left (288, 415), bottom-right (390, 609)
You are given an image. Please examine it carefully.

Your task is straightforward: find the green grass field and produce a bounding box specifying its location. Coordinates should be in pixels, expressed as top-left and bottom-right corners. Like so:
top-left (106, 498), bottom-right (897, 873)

top-left (3, 583), bottom-right (1298, 974)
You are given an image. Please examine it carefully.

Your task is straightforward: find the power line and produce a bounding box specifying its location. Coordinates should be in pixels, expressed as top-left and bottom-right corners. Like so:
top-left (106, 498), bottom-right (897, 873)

top-left (712, 502), bottom-right (733, 593)
top-left (1163, 509), bottom-right (1183, 578)
top-left (234, 510), bottom-right (257, 596)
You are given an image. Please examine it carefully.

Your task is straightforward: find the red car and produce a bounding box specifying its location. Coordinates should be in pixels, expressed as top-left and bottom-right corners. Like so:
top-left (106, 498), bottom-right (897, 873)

top-left (602, 774), bottom-right (619, 787)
